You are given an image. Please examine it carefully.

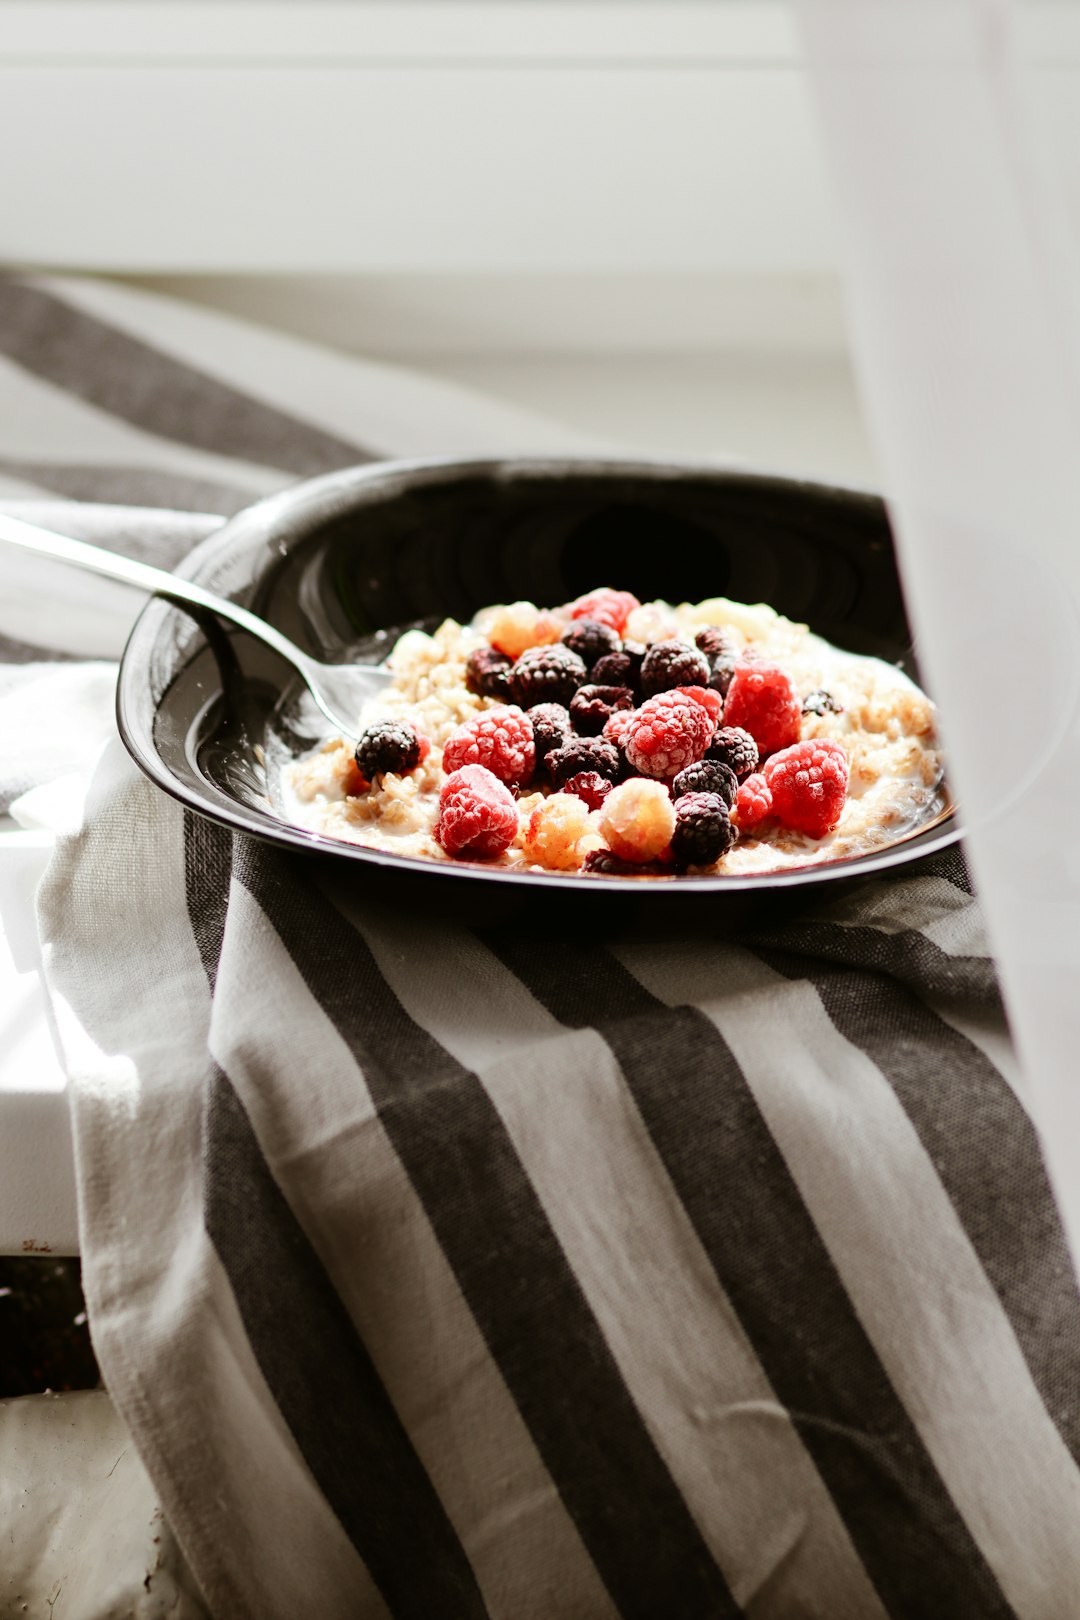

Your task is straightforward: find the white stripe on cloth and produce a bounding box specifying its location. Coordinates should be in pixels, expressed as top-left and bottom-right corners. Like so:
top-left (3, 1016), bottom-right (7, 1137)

top-left (207, 877), bottom-right (615, 1620)
top-left (619, 938), bottom-right (1080, 1620)
top-left (35, 743), bottom-right (380, 1620)
top-left (815, 873), bottom-right (991, 958)
top-left (41, 275), bottom-right (598, 460)
top-left (350, 898), bottom-right (889, 1620)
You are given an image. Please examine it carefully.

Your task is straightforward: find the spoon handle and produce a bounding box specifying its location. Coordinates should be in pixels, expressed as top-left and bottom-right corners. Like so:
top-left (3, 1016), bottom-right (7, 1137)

top-left (0, 511), bottom-right (316, 678)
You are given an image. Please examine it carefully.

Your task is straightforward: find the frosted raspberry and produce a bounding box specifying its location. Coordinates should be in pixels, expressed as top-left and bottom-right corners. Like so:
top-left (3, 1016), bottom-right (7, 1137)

top-left (674, 685), bottom-right (723, 726)
top-left (598, 778), bottom-right (676, 863)
top-left (567, 587), bottom-right (640, 634)
top-left (623, 692), bottom-right (712, 780)
top-left (722, 662), bottom-right (801, 759)
top-left (732, 772), bottom-right (773, 833)
top-left (764, 740), bottom-right (849, 838)
top-left (442, 705), bottom-right (535, 788)
top-left (486, 602), bottom-right (562, 661)
top-left (563, 771), bottom-right (613, 811)
top-left (436, 765), bottom-right (519, 859)
top-left (522, 792), bottom-right (595, 871)
top-left (602, 708), bottom-right (637, 749)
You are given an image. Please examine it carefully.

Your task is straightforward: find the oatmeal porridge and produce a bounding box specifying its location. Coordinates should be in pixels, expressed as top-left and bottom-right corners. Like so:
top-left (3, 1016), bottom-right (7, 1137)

top-left (282, 585), bottom-right (944, 877)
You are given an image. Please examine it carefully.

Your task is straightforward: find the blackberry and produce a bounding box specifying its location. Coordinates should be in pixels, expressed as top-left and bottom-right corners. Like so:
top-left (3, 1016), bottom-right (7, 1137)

top-left (355, 719), bottom-right (422, 779)
top-left (640, 639), bottom-right (710, 698)
top-left (591, 651), bottom-right (634, 690)
top-left (529, 702), bottom-right (571, 762)
top-left (708, 655), bottom-right (737, 698)
top-left (670, 791), bottom-right (734, 868)
top-left (695, 625), bottom-right (737, 662)
top-left (563, 771), bottom-right (612, 811)
top-left (671, 759), bottom-right (737, 807)
top-left (569, 684), bottom-right (635, 737)
top-left (561, 618), bottom-right (620, 669)
top-left (706, 726), bottom-right (759, 781)
top-left (548, 736), bottom-right (620, 788)
top-left (802, 689), bottom-right (843, 716)
top-left (510, 644), bottom-right (586, 709)
top-left (465, 645), bottom-right (512, 699)
top-left (582, 848), bottom-right (666, 877)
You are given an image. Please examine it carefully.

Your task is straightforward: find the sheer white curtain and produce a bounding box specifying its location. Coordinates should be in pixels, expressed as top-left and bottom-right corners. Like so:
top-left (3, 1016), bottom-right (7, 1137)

top-left (797, 0), bottom-right (1080, 1270)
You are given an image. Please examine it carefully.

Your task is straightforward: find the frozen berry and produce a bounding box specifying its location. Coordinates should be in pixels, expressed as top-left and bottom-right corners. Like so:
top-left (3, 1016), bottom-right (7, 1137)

top-left (436, 765), bottom-right (519, 859)
top-left (671, 759), bottom-right (737, 807)
top-left (598, 778), bottom-right (676, 863)
top-left (671, 792), bottom-right (734, 868)
top-left (548, 736), bottom-right (620, 788)
top-left (624, 691), bottom-right (712, 780)
top-left (354, 720), bottom-right (423, 780)
top-left (764, 739), bottom-right (849, 838)
top-left (521, 792), bottom-right (595, 871)
top-left (732, 772), bottom-right (773, 833)
top-left (591, 649), bottom-right (640, 691)
top-left (563, 771), bottom-right (613, 811)
top-left (442, 705), bottom-right (536, 789)
top-left (602, 708), bottom-right (637, 750)
top-left (695, 626), bottom-right (737, 662)
top-left (561, 618), bottom-right (620, 669)
top-left (640, 639), bottom-right (711, 698)
top-left (465, 645), bottom-right (512, 699)
top-left (529, 702), bottom-right (571, 762)
top-left (582, 848), bottom-right (667, 877)
top-left (675, 685), bottom-right (723, 726)
top-left (486, 602), bottom-right (562, 660)
top-left (708, 655), bottom-right (737, 698)
top-left (706, 726), bottom-right (758, 781)
top-left (722, 662), bottom-right (801, 758)
top-left (567, 587), bottom-right (640, 635)
top-left (570, 683), bottom-right (635, 736)
top-left (510, 644), bottom-right (587, 709)
top-left (802, 689), bottom-right (843, 716)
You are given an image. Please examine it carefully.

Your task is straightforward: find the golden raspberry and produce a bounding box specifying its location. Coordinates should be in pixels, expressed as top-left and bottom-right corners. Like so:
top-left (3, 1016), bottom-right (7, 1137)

top-left (598, 778), bottom-right (676, 863)
top-left (486, 602), bottom-right (562, 661)
top-left (522, 792), bottom-right (595, 871)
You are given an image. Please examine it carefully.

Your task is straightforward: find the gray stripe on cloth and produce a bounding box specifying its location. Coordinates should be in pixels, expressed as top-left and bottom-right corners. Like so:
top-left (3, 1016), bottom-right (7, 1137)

top-left (0, 278), bottom-right (375, 477)
top-left (349, 898), bottom-right (891, 1620)
top-left (482, 933), bottom-right (1018, 1620)
top-left (621, 938), bottom-right (1080, 1620)
top-left (0, 457), bottom-right (255, 518)
top-left (208, 875), bottom-right (617, 1620)
top-left (184, 814), bottom-right (490, 1620)
top-left (235, 840), bottom-right (740, 1620)
top-left (751, 941), bottom-right (1080, 1468)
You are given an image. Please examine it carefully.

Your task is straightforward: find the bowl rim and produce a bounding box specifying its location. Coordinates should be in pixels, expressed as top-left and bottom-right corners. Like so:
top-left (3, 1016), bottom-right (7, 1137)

top-left (115, 452), bottom-right (963, 894)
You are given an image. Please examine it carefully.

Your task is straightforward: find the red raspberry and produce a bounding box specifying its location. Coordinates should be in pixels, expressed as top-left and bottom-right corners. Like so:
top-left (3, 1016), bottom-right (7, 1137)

top-left (624, 692), bottom-right (712, 780)
top-left (568, 587), bottom-right (640, 634)
top-left (602, 708), bottom-right (636, 749)
top-left (764, 740), bottom-right (849, 838)
top-left (435, 765), bottom-right (519, 859)
top-left (675, 685), bottom-right (723, 726)
top-left (732, 772), bottom-right (773, 832)
top-left (563, 771), bottom-right (612, 811)
top-left (442, 705), bottom-right (535, 788)
top-left (722, 662), bottom-right (801, 758)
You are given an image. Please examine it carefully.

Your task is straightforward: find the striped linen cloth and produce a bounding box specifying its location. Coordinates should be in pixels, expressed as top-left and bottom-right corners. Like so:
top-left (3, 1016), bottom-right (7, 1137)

top-left (7, 276), bottom-right (1080, 1619)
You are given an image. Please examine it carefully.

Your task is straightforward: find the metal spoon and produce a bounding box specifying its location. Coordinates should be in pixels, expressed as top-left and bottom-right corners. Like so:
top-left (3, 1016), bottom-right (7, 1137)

top-left (0, 511), bottom-right (392, 740)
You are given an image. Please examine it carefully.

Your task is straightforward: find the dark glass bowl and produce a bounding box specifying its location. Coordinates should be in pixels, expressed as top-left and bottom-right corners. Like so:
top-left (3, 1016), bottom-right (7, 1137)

top-left (116, 456), bottom-right (959, 926)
